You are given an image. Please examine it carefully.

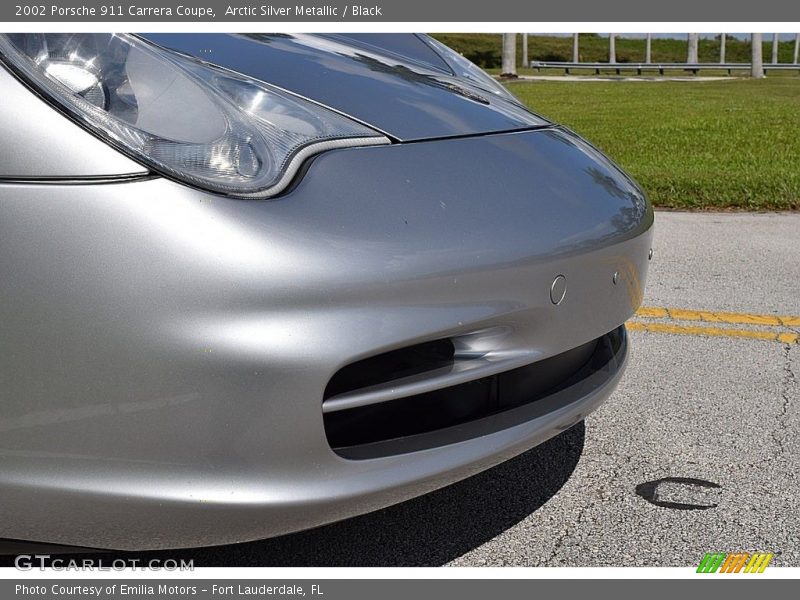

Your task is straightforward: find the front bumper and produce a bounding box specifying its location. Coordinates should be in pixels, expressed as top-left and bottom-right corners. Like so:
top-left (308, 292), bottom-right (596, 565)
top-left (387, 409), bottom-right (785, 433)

top-left (0, 128), bottom-right (652, 550)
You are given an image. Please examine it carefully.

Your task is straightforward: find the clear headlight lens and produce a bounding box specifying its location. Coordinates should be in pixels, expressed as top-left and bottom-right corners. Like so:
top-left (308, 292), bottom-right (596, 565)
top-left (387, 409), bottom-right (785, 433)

top-left (0, 33), bottom-right (389, 198)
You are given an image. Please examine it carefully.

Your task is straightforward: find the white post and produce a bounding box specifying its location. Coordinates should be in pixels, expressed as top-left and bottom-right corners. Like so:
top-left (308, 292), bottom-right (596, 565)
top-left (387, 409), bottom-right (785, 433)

top-left (501, 33), bottom-right (517, 77)
top-left (751, 33), bottom-right (764, 78)
top-left (720, 33), bottom-right (726, 64)
top-left (573, 33), bottom-right (579, 62)
top-left (522, 33), bottom-right (528, 68)
top-left (795, 33), bottom-right (800, 64)
top-left (609, 33), bottom-right (616, 63)
top-left (645, 33), bottom-right (652, 63)
top-left (687, 33), bottom-right (699, 64)
top-left (772, 33), bottom-right (779, 64)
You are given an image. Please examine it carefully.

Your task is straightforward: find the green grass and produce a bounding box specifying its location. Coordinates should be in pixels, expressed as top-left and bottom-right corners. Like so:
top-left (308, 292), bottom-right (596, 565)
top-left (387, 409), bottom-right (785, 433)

top-left (432, 33), bottom-right (800, 69)
top-left (505, 78), bottom-right (800, 210)
top-left (486, 67), bottom-right (800, 78)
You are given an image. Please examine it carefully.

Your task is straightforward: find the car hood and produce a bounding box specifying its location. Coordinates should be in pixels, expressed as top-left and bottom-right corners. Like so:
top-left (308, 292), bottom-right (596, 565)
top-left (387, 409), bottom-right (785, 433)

top-left (140, 33), bottom-right (549, 142)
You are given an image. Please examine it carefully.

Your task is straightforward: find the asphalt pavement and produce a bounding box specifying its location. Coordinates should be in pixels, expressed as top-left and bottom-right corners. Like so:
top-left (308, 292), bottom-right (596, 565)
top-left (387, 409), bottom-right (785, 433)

top-left (464, 211), bottom-right (800, 566)
top-left (3, 211), bottom-right (798, 567)
top-left (457, 211), bottom-right (800, 566)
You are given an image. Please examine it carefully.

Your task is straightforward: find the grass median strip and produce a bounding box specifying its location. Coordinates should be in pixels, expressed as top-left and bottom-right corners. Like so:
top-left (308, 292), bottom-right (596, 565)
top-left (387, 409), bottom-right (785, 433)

top-left (505, 79), bottom-right (800, 210)
top-left (629, 306), bottom-right (800, 344)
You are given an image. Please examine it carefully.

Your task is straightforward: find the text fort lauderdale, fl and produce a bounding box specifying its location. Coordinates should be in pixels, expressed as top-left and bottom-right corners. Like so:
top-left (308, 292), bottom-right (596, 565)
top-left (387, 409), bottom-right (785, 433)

top-left (17, 584), bottom-right (321, 596)
top-left (225, 5), bottom-right (383, 17)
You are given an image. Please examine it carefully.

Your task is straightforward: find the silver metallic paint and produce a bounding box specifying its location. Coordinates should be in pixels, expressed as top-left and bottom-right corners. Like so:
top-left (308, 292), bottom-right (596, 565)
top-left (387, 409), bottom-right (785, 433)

top-left (0, 67), bottom-right (146, 178)
top-left (0, 35), bottom-right (652, 549)
top-left (141, 33), bottom-right (549, 141)
top-left (0, 127), bottom-right (652, 549)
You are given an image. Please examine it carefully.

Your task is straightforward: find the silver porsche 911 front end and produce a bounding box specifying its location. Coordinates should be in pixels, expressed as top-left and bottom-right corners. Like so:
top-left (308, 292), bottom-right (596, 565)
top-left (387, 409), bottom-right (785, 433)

top-left (0, 33), bottom-right (652, 550)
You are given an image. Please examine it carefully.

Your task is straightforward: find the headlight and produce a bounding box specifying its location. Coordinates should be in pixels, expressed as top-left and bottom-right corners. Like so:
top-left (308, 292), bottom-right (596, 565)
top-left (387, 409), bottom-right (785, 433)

top-left (0, 33), bottom-right (389, 198)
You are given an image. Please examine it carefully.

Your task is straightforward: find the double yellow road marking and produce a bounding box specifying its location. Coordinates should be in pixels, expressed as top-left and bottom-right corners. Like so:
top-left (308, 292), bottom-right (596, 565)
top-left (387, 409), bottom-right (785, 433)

top-left (636, 306), bottom-right (800, 328)
top-left (629, 306), bottom-right (799, 344)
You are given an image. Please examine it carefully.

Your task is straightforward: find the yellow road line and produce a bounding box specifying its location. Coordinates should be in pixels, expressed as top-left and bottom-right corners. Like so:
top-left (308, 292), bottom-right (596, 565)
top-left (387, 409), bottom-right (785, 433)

top-left (635, 306), bottom-right (800, 328)
top-left (626, 321), bottom-right (799, 344)
top-left (635, 307), bottom-right (670, 319)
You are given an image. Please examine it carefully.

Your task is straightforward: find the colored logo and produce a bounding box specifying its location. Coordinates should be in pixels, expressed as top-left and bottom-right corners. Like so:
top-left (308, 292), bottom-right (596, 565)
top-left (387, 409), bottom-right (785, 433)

top-left (697, 552), bottom-right (774, 573)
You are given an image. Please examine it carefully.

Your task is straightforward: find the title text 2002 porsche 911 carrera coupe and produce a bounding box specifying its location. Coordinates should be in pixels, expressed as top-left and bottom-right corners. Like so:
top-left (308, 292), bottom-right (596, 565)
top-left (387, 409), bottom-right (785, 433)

top-left (0, 33), bottom-right (652, 550)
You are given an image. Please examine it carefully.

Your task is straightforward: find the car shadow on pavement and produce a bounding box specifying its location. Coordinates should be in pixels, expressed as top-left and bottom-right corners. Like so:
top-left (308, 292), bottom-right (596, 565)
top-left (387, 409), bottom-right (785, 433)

top-left (1, 422), bottom-right (585, 567)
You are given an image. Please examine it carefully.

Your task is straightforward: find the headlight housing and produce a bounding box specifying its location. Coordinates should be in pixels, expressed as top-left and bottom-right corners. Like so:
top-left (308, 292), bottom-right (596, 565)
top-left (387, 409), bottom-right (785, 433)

top-left (0, 33), bottom-right (389, 198)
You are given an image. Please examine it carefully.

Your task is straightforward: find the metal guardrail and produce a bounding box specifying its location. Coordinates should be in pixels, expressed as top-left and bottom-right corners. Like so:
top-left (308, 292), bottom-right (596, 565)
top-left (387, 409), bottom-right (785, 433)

top-left (529, 61), bottom-right (800, 75)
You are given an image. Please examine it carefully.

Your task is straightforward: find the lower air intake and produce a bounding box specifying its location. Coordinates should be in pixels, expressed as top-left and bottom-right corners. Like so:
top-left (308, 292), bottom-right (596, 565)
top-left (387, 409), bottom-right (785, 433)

top-left (323, 327), bottom-right (624, 458)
